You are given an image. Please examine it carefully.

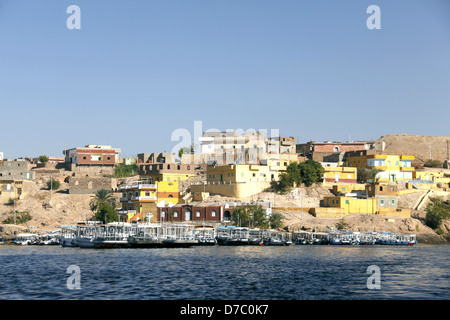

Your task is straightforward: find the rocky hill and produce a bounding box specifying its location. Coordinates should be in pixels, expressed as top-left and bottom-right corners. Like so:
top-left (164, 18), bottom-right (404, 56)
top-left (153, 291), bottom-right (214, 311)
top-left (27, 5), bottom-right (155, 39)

top-left (377, 134), bottom-right (450, 163)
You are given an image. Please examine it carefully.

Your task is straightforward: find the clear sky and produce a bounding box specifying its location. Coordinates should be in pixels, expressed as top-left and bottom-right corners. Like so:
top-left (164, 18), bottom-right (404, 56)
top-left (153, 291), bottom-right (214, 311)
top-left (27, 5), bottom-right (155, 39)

top-left (1, 0), bottom-right (449, 159)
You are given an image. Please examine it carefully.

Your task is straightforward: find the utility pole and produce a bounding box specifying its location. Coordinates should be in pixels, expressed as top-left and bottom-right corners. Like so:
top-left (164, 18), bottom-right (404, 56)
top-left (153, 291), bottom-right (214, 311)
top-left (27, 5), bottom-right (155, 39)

top-left (50, 174), bottom-right (53, 203)
top-left (301, 192), bottom-right (304, 219)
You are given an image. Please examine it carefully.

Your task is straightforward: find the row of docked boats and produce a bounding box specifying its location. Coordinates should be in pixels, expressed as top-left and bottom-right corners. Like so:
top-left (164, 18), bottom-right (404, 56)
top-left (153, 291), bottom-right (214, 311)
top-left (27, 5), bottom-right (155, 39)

top-left (58, 223), bottom-right (294, 249)
top-left (14, 232), bottom-right (60, 246)
top-left (12, 223), bottom-right (417, 248)
top-left (60, 223), bottom-right (217, 249)
top-left (293, 230), bottom-right (417, 246)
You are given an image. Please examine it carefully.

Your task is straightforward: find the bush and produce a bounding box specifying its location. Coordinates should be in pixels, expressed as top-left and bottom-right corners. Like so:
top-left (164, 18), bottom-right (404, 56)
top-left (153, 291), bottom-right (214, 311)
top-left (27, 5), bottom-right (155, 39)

top-left (424, 159), bottom-right (443, 168)
top-left (114, 163), bottom-right (139, 178)
top-left (425, 197), bottom-right (450, 230)
top-left (46, 179), bottom-right (60, 190)
top-left (2, 210), bottom-right (32, 224)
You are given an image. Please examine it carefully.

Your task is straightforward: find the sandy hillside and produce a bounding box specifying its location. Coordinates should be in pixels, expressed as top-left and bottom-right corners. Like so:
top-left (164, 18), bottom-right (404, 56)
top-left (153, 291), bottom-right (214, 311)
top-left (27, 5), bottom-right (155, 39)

top-left (377, 134), bottom-right (450, 163)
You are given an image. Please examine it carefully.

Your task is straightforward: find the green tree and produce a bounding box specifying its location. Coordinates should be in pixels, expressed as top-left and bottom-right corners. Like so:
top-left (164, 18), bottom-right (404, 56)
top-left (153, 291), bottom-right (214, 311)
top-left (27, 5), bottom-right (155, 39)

top-left (95, 203), bottom-right (118, 224)
top-left (39, 155), bottom-right (49, 163)
top-left (90, 189), bottom-right (116, 212)
top-left (232, 203), bottom-right (269, 228)
top-left (272, 160), bottom-right (324, 192)
top-left (268, 212), bottom-right (284, 230)
top-left (357, 168), bottom-right (369, 183)
top-left (368, 168), bottom-right (383, 184)
top-left (425, 197), bottom-right (450, 230)
top-left (299, 160), bottom-right (325, 187)
top-left (46, 179), bottom-right (60, 190)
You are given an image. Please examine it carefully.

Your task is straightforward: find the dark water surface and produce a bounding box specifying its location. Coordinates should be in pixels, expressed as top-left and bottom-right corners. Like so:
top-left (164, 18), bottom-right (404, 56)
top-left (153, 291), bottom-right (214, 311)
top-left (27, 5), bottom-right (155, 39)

top-left (0, 244), bottom-right (448, 300)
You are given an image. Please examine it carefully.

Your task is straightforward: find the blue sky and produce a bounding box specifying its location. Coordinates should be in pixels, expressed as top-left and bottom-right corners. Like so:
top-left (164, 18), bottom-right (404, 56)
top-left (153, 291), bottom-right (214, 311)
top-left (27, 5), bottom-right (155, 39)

top-left (1, 0), bottom-right (449, 159)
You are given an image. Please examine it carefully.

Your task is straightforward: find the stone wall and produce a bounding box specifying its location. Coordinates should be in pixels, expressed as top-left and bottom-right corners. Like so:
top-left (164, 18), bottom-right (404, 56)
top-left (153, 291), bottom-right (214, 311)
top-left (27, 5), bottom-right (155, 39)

top-left (67, 176), bottom-right (117, 194)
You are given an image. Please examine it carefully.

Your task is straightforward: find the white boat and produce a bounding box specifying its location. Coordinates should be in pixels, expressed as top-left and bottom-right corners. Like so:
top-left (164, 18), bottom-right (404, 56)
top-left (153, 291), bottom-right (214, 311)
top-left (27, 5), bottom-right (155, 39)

top-left (60, 226), bottom-right (78, 247)
top-left (14, 233), bottom-right (39, 245)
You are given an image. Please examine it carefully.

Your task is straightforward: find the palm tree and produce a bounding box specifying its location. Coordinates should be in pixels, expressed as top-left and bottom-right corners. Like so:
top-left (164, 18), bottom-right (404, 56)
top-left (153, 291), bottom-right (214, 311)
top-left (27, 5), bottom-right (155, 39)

top-left (90, 189), bottom-right (115, 212)
top-left (368, 168), bottom-right (383, 184)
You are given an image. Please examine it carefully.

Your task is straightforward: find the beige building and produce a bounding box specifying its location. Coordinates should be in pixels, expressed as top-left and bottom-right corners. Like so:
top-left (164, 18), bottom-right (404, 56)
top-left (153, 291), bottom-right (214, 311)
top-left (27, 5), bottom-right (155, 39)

top-left (191, 164), bottom-right (278, 198)
top-left (0, 180), bottom-right (34, 203)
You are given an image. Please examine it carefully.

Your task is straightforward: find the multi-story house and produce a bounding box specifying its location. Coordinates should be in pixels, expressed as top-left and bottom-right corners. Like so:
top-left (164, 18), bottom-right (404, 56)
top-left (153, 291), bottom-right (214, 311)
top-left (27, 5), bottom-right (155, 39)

top-left (198, 130), bottom-right (268, 165)
top-left (117, 180), bottom-right (180, 222)
top-left (138, 162), bottom-right (199, 183)
top-left (0, 159), bottom-right (35, 180)
top-left (345, 150), bottom-right (415, 183)
top-left (63, 145), bottom-right (121, 166)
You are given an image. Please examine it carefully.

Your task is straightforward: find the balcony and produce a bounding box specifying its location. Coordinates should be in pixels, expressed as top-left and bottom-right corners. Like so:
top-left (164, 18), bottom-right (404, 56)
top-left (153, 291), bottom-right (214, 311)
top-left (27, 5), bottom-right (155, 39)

top-left (130, 196), bottom-right (157, 201)
top-left (119, 184), bottom-right (157, 191)
top-left (117, 209), bottom-right (136, 215)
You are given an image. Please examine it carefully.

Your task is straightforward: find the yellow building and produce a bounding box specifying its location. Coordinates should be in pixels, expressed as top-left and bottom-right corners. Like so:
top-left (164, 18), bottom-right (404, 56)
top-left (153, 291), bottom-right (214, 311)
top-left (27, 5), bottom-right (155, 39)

top-left (117, 180), bottom-right (180, 222)
top-left (346, 153), bottom-right (415, 183)
top-left (323, 196), bottom-right (378, 214)
top-left (138, 163), bottom-right (197, 183)
top-left (413, 170), bottom-right (450, 184)
top-left (322, 167), bottom-right (357, 184)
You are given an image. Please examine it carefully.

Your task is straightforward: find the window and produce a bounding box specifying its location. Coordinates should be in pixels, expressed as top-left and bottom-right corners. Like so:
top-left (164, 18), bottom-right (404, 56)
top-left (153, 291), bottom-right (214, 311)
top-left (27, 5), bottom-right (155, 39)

top-left (392, 200), bottom-right (395, 205)
top-left (196, 211), bottom-right (201, 217)
top-left (342, 187), bottom-right (346, 191)
top-left (174, 212), bottom-right (178, 217)
top-left (107, 157), bottom-right (111, 160)
top-left (145, 192), bottom-right (150, 196)
top-left (380, 200), bottom-right (384, 205)
top-left (211, 210), bottom-right (216, 217)
top-left (161, 211), bottom-right (165, 218)
top-left (345, 200), bottom-right (349, 204)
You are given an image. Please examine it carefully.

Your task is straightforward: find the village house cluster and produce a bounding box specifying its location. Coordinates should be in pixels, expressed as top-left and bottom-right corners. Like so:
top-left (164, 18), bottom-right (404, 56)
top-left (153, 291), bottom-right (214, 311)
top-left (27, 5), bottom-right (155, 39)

top-left (1, 132), bottom-right (450, 225)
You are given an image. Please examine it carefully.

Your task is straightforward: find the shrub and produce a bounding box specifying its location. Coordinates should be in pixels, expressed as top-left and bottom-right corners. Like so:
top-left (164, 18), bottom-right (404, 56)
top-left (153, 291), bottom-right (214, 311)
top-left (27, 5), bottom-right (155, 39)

top-left (2, 210), bottom-right (32, 224)
top-left (39, 155), bottom-right (49, 163)
top-left (425, 197), bottom-right (450, 230)
top-left (423, 159), bottom-right (443, 168)
top-left (114, 163), bottom-right (139, 178)
top-left (46, 179), bottom-right (60, 190)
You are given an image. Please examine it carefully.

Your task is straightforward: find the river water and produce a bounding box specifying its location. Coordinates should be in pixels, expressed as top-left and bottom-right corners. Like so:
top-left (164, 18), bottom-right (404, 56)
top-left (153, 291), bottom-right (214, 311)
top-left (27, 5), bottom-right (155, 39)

top-left (0, 244), bottom-right (448, 300)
